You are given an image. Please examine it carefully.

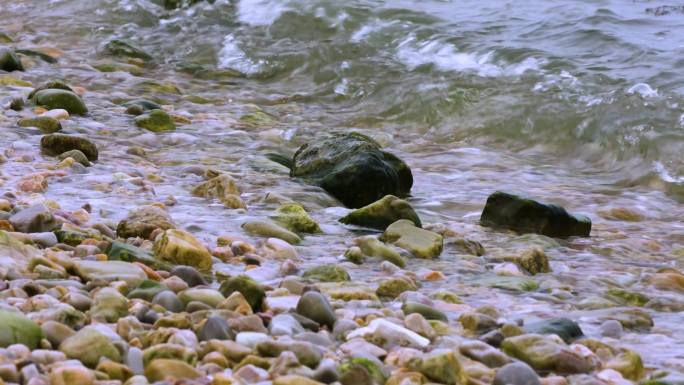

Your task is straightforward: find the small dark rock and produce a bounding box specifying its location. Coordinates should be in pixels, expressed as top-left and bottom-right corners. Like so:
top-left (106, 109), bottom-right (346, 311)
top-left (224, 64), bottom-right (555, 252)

top-left (40, 134), bottom-right (98, 161)
top-left (197, 315), bottom-right (235, 341)
top-left (480, 191), bottom-right (591, 238)
top-left (170, 266), bottom-right (208, 287)
top-left (0, 48), bottom-right (24, 72)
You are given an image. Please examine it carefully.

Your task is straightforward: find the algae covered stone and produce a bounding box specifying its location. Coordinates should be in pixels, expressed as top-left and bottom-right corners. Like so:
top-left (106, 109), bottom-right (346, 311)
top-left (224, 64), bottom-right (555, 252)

top-left (0, 310), bottom-right (46, 349)
top-left (90, 287), bottom-right (129, 322)
top-left (356, 236), bottom-right (406, 268)
top-left (380, 219), bottom-right (443, 259)
top-left (499, 247), bottom-right (551, 275)
top-left (500, 334), bottom-right (590, 374)
top-left (34, 89), bottom-right (88, 115)
top-left (340, 195), bottom-right (421, 230)
top-left (59, 328), bottom-right (122, 368)
top-left (272, 203), bottom-right (321, 234)
top-left (41, 134), bottom-right (98, 161)
top-left (134, 109), bottom-right (176, 133)
top-left (0, 48), bottom-right (24, 72)
top-left (191, 174), bottom-right (246, 209)
top-left (302, 265), bottom-right (350, 283)
top-left (480, 191), bottom-right (591, 238)
top-left (219, 274), bottom-right (265, 312)
top-left (116, 205), bottom-right (176, 239)
top-left (291, 133), bottom-right (413, 208)
top-left (17, 117), bottom-right (62, 134)
top-left (407, 349), bottom-right (468, 385)
top-left (152, 229), bottom-right (212, 269)
top-left (144, 359), bottom-right (201, 382)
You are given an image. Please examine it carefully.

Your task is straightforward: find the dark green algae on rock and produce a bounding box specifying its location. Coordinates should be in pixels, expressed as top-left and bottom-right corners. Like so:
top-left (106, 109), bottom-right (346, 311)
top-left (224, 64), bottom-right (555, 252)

top-left (290, 133), bottom-right (413, 208)
top-left (480, 191), bottom-right (591, 238)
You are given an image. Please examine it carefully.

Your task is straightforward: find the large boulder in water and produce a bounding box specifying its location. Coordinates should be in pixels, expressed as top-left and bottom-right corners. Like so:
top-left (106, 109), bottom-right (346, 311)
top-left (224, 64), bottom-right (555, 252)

top-left (480, 191), bottom-right (591, 238)
top-left (290, 133), bottom-right (413, 208)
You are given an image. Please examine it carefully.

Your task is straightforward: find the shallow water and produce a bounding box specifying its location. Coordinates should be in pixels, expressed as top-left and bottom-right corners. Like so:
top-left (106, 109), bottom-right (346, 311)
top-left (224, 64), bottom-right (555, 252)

top-left (2, 0), bottom-right (684, 373)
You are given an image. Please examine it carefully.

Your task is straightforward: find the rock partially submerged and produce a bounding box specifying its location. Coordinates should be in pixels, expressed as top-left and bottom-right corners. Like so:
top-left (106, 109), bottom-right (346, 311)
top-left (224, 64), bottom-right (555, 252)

top-left (480, 191), bottom-right (591, 238)
top-left (380, 219), bottom-right (443, 259)
top-left (40, 134), bottom-right (98, 161)
top-left (339, 195), bottom-right (421, 230)
top-left (291, 133), bottom-right (413, 208)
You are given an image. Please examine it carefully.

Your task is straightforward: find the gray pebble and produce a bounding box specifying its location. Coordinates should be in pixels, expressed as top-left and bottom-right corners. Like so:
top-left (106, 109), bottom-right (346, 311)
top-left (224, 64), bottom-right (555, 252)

top-left (493, 362), bottom-right (541, 385)
top-left (600, 320), bottom-right (624, 339)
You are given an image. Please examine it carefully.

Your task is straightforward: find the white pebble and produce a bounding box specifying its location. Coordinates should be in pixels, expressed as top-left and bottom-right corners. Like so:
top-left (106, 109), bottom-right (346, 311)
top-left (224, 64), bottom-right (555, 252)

top-left (41, 109), bottom-right (69, 120)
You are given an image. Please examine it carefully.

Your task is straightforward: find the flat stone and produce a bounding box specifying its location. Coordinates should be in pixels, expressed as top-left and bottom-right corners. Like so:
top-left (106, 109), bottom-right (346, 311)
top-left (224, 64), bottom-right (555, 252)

top-left (380, 219), bottom-right (443, 259)
top-left (8, 204), bottom-right (57, 233)
top-left (340, 195), bottom-right (421, 230)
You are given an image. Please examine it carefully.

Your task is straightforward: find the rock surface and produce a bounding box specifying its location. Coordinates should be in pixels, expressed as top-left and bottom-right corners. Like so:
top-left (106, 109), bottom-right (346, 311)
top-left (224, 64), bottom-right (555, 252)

top-left (480, 191), bottom-right (591, 238)
top-left (291, 133), bottom-right (413, 208)
top-left (340, 195), bottom-right (421, 230)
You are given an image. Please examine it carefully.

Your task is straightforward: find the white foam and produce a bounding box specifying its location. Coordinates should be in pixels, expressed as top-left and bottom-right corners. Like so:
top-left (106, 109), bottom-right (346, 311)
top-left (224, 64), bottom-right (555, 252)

top-left (653, 161), bottom-right (684, 184)
top-left (627, 83), bottom-right (658, 98)
top-left (217, 34), bottom-right (268, 75)
top-left (351, 19), bottom-right (399, 43)
top-left (236, 0), bottom-right (288, 26)
top-left (395, 34), bottom-right (541, 77)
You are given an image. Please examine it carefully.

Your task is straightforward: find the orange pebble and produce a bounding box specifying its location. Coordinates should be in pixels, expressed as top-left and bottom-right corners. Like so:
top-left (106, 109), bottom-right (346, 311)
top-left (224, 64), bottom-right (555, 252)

top-left (81, 238), bottom-right (99, 246)
top-left (95, 254), bottom-right (108, 261)
top-left (71, 86), bottom-right (86, 94)
top-left (132, 262), bottom-right (164, 281)
top-left (245, 264), bottom-right (259, 271)
top-left (34, 107), bottom-right (47, 114)
top-left (423, 271), bottom-right (445, 281)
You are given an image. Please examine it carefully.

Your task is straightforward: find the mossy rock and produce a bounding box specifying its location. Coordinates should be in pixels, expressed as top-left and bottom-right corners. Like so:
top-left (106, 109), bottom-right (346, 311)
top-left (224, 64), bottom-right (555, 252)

top-left (604, 350), bottom-right (645, 382)
top-left (59, 328), bottom-right (122, 368)
top-left (0, 48), bottom-right (24, 72)
top-left (134, 109), bottom-right (176, 133)
top-left (218, 274), bottom-right (265, 312)
top-left (0, 310), bottom-right (46, 349)
top-left (302, 265), bottom-right (350, 283)
top-left (33, 89), bottom-right (88, 115)
top-left (407, 349), bottom-right (468, 385)
top-left (339, 357), bottom-right (390, 385)
top-left (240, 109), bottom-right (279, 126)
top-left (499, 247), bottom-right (551, 275)
top-left (134, 80), bottom-right (182, 95)
top-left (142, 343), bottom-right (197, 367)
top-left (522, 318), bottom-right (584, 344)
top-left (55, 229), bottom-right (103, 246)
top-left (99, 38), bottom-right (154, 61)
top-left (500, 334), bottom-right (590, 374)
top-left (340, 195), bottom-right (421, 231)
top-left (152, 229), bottom-right (213, 270)
top-left (376, 276), bottom-right (418, 298)
top-left (127, 279), bottom-right (171, 301)
top-left (17, 117), bottom-right (62, 134)
top-left (0, 31), bottom-right (12, 43)
top-left (0, 75), bottom-right (32, 87)
top-left (28, 81), bottom-right (74, 99)
top-left (606, 289), bottom-right (650, 307)
top-left (291, 133), bottom-right (413, 208)
top-left (402, 302), bottom-right (448, 322)
top-left (480, 191), bottom-right (591, 238)
top-left (272, 203), bottom-right (321, 234)
top-left (356, 236), bottom-right (406, 268)
top-left (380, 219), bottom-right (442, 259)
top-left (41, 134), bottom-right (98, 161)
top-left (107, 241), bottom-right (171, 271)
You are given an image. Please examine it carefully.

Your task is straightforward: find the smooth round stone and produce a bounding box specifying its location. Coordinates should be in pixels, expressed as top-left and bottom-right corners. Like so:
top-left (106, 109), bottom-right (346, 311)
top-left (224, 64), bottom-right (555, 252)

top-left (170, 265), bottom-right (207, 287)
top-left (198, 315), bottom-right (235, 341)
top-left (178, 288), bottom-right (225, 308)
top-left (125, 347), bottom-right (145, 375)
top-left (235, 332), bottom-right (270, 350)
top-left (151, 291), bottom-right (184, 313)
top-left (333, 319), bottom-right (359, 340)
top-left (41, 109), bottom-right (69, 120)
top-left (296, 291), bottom-right (337, 330)
top-left (186, 301), bottom-right (213, 313)
top-left (41, 321), bottom-right (75, 348)
top-left (493, 362), bottom-right (541, 385)
top-left (269, 314), bottom-right (305, 337)
top-left (600, 320), bottom-right (624, 339)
